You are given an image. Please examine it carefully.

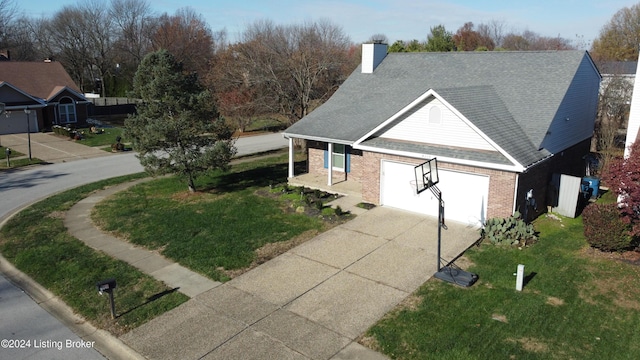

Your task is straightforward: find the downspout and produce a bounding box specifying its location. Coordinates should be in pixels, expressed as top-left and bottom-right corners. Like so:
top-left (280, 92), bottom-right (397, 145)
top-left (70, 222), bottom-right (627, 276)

top-left (288, 137), bottom-right (294, 178)
top-left (512, 173), bottom-right (520, 215)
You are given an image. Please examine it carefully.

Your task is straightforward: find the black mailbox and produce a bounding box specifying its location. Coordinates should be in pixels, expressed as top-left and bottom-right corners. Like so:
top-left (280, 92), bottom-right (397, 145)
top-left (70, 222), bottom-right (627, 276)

top-left (96, 278), bottom-right (116, 293)
top-left (5, 148), bottom-right (10, 155)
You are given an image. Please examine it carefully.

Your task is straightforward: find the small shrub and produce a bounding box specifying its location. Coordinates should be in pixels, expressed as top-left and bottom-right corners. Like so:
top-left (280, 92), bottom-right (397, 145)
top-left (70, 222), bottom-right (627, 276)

top-left (314, 199), bottom-right (324, 210)
top-left (334, 206), bottom-right (343, 216)
top-left (481, 211), bottom-right (536, 246)
top-left (582, 202), bottom-right (632, 252)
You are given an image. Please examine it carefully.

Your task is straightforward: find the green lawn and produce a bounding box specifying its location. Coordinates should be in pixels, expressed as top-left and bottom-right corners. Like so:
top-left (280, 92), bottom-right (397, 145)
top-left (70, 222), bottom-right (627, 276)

top-left (0, 153), bottom-right (333, 335)
top-left (0, 174), bottom-right (188, 335)
top-left (76, 126), bottom-right (126, 147)
top-left (0, 148), bottom-right (44, 169)
top-left (365, 214), bottom-right (640, 359)
top-left (92, 155), bottom-right (328, 281)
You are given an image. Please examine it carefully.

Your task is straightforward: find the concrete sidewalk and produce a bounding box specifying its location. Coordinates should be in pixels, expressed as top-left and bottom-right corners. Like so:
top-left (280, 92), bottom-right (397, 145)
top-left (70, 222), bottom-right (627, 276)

top-left (64, 179), bottom-right (480, 359)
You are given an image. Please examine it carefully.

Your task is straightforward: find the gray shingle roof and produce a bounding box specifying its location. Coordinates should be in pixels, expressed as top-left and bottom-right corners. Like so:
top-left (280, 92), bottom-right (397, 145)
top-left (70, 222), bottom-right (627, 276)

top-left (284, 50), bottom-right (593, 168)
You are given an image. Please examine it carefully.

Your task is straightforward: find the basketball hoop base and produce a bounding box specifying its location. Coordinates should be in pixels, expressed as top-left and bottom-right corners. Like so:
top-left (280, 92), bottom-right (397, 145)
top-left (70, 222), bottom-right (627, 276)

top-left (434, 266), bottom-right (478, 287)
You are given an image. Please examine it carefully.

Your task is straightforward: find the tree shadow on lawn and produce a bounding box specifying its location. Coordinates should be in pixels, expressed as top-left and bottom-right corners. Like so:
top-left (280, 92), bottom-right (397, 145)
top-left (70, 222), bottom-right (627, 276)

top-left (203, 160), bottom-right (306, 193)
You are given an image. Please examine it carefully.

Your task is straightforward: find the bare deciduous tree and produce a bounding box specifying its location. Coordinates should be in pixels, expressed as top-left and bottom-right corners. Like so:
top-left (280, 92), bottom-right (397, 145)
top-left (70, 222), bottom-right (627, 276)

top-left (216, 19), bottom-right (356, 126)
top-left (151, 7), bottom-right (215, 78)
top-left (594, 69), bottom-right (633, 173)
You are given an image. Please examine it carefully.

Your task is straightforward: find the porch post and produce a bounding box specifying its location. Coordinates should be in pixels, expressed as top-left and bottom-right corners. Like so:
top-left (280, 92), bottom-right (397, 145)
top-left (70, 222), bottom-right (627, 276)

top-left (288, 137), bottom-right (294, 178)
top-left (327, 143), bottom-right (333, 186)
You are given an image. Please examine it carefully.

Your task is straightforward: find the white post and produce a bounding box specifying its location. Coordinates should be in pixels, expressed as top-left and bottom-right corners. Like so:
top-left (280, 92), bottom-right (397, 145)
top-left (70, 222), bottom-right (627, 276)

top-left (515, 264), bottom-right (525, 291)
top-left (288, 137), bottom-right (294, 178)
top-left (327, 143), bottom-right (333, 186)
top-left (625, 56), bottom-right (640, 159)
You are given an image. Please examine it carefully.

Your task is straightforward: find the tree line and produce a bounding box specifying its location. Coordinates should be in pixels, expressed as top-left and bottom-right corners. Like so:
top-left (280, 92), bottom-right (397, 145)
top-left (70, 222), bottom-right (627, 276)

top-left (1, 0), bottom-right (637, 133)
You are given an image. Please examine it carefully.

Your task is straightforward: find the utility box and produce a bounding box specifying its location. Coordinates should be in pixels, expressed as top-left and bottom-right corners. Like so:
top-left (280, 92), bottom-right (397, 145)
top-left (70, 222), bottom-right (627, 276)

top-left (581, 176), bottom-right (600, 199)
top-left (550, 174), bottom-right (582, 218)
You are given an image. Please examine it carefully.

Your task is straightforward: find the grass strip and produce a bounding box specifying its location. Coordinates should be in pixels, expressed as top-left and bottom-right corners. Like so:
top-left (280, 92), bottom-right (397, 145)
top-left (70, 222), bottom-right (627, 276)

top-left (0, 173), bottom-right (189, 335)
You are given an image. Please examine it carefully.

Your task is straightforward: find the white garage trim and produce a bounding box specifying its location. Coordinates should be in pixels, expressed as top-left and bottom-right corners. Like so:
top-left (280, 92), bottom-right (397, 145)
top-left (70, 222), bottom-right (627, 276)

top-left (380, 160), bottom-right (489, 227)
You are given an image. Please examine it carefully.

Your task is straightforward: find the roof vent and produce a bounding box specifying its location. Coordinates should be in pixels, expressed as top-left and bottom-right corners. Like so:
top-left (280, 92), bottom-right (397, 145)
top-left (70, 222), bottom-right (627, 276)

top-left (362, 42), bottom-right (388, 74)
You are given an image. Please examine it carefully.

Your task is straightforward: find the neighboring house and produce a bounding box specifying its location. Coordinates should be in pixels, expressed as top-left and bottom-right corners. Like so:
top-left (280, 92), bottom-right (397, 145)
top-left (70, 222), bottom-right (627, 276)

top-left (599, 61), bottom-right (636, 89)
top-left (284, 43), bottom-right (601, 226)
top-left (0, 60), bottom-right (89, 135)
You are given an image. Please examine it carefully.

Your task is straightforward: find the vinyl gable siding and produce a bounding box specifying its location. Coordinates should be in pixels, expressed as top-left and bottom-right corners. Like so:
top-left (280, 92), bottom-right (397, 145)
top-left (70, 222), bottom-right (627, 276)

top-left (539, 55), bottom-right (601, 153)
top-left (376, 97), bottom-right (497, 151)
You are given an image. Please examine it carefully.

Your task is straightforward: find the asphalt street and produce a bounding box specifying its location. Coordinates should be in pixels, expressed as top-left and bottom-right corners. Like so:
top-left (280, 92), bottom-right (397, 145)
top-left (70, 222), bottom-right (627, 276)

top-left (0, 132), bottom-right (288, 359)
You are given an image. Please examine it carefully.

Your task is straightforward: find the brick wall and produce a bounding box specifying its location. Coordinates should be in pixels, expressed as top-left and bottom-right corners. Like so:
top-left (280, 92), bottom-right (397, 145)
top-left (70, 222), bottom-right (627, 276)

top-left (306, 138), bottom-right (592, 220)
top-left (307, 141), bottom-right (364, 183)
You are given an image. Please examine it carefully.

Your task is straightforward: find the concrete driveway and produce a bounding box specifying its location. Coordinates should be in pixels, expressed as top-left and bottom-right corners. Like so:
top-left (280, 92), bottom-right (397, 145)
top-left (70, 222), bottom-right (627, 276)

top-left (1, 132), bottom-right (112, 163)
top-left (121, 205), bottom-right (481, 360)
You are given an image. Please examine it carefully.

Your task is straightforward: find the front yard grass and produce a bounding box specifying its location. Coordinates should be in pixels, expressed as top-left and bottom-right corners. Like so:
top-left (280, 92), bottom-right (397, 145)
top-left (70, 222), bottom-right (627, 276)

top-left (0, 174), bottom-right (189, 335)
top-left (76, 126), bottom-right (126, 148)
top-left (92, 155), bottom-right (332, 281)
top-left (365, 214), bottom-right (640, 359)
top-left (0, 154), bottom-right (337, 335)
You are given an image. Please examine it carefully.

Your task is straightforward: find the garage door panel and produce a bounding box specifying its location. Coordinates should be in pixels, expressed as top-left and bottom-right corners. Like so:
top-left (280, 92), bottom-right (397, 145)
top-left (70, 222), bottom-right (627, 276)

top-left (381, 160), bottom-right (488, 227)
top-left (0, 113), bottom-right (38, 135)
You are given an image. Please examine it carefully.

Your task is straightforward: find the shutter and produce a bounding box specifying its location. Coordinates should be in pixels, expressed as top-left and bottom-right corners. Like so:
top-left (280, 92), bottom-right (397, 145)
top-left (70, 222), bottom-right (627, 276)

top-left (346, 146), bottom-right (351, 173)
top-left (323, 149), bottom-right (328, 169)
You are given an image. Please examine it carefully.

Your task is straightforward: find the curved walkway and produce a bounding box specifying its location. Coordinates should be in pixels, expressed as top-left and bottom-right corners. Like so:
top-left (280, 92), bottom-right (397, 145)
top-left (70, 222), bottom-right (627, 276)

top-left (64, 178), bottom-right (480, 360)
top-left (64, 179), bottom-right (221, 298)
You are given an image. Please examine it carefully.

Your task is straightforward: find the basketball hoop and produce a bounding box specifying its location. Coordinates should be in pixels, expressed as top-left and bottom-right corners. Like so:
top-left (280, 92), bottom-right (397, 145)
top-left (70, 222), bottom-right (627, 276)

top-left (409, 179), bottom-right (424, 196)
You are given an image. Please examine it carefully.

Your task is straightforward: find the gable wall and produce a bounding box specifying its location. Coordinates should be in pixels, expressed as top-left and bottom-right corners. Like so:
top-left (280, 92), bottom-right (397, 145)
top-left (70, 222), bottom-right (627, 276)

top-left (0, 86), bottom-right (35, 103)
top-left (378, 97), bottom-right (496, 151)
top-left (540, 57), bottom-right (600, 153)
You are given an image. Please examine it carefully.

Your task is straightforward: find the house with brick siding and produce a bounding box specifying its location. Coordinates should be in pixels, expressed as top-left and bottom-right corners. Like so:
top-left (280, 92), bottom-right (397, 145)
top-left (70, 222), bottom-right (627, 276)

top-left (284, 43), bottom-right (601, 227)
top-left (0, 60), bottom-right (90, 135)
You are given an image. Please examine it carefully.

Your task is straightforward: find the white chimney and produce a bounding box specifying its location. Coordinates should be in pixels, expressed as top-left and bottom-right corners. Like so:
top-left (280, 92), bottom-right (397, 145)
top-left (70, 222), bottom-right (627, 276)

top-left (362, 42), bottom-right (388, 74)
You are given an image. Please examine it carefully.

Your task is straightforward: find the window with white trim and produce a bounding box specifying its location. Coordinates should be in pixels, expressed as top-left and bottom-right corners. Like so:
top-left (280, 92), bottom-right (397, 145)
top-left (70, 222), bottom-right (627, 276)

top-left (332, 143), bottom-right (345, 171)
top-left (58, 97), bottom-right (77, 123)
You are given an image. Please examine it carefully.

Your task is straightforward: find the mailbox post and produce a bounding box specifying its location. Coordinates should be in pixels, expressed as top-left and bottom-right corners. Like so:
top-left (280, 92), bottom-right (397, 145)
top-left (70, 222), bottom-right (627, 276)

top-left (5, 147), bottom-right (10, 167)
top-left (96, 278), bottom-right (117, 319)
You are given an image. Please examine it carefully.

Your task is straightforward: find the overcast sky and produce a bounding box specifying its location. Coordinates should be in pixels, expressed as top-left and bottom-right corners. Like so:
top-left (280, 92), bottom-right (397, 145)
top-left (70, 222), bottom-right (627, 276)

top-left (20, 0), bottom-right (640, 49)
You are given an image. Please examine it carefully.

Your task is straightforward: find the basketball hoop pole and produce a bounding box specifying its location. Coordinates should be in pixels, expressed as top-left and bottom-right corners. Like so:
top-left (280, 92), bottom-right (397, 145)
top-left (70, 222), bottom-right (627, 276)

top-left (428, 185), bottom-right (446, 272)
top-left (414, 158), bottom-right (478, 287)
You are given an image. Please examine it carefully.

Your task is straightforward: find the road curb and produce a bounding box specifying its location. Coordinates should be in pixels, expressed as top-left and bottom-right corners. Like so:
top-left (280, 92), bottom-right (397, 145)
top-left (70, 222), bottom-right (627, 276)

top-left (0, 196), bottom-right (145, 360)
top-left (0, 252), bottom-right (145, 360)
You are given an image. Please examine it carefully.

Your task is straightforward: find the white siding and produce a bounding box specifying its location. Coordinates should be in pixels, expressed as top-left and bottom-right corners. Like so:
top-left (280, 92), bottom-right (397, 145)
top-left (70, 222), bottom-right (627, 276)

top-left (378, 97), bottom-right (496, 151)
top-left (540, 56), bottom-right (601, 153)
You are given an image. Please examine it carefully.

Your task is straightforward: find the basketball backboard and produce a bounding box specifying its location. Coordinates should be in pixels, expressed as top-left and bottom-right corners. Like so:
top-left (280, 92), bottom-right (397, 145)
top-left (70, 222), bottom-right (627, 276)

top-left (413, 158), bottom-right (439, 194)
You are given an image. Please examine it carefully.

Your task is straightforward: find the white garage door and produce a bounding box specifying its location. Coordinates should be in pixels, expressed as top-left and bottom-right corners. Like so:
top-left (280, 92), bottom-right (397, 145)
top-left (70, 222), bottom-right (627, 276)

top-left (381, 160), bottom-right (489, 227)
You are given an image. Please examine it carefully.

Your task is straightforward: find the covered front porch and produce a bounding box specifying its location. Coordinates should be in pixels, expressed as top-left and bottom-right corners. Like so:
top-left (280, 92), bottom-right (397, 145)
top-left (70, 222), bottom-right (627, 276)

top-left (287, 173), bottom-right (362, 199)
top-left (286, 137), bottom-right (363, 199)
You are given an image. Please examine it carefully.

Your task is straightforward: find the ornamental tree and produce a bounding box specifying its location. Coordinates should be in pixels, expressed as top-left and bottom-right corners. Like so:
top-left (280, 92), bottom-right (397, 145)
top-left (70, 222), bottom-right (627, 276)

top-left (602, 139), bottom-right (640, 238)
top-left (125, 49), bottom-right (236, 192)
